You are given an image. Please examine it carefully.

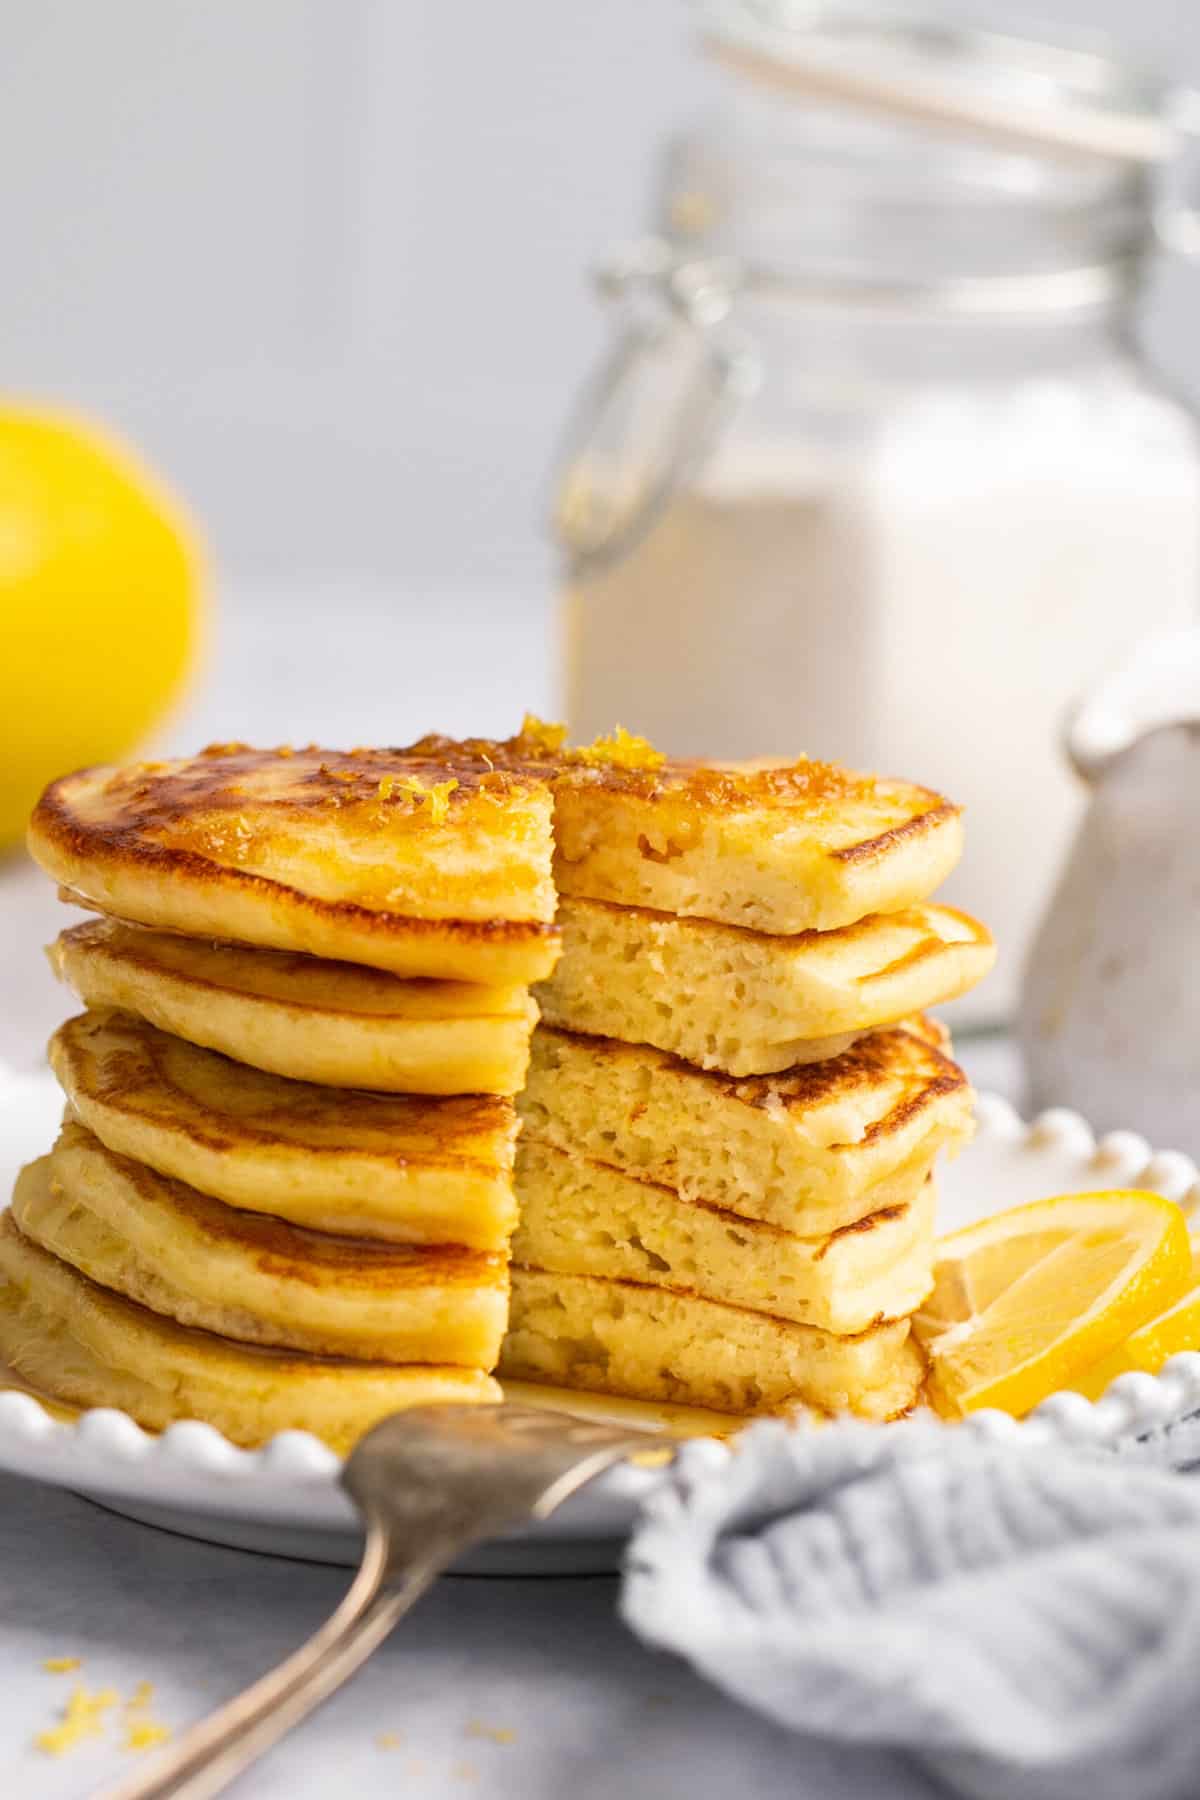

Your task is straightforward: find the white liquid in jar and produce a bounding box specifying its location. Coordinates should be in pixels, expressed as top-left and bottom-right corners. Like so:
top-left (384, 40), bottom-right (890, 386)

top-left (565, 383), bottom-right (1200, 1023)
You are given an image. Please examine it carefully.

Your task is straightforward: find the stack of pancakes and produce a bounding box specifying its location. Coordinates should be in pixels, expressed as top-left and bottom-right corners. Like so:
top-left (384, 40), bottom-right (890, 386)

top-left (3, 746), bottom-right (561, 1452)
top-left (2, 722), bottom-right (993, 1443)
top-left (492, 738), bottom-right (995, 1420)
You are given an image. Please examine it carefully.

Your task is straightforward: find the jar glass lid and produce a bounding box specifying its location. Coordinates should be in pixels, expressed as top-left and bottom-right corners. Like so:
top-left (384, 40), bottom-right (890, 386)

top-left (698, 0), bottom-right (1194, 164)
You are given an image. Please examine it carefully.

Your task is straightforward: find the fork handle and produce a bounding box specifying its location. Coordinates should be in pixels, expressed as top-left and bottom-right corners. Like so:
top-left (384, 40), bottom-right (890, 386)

top-left (99, 1528), bottom-right (452, 1800)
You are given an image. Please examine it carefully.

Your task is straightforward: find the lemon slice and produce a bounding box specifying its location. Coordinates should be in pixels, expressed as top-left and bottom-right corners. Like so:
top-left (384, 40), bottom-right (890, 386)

top-left (1069, 1241), bottom-right (1200, 1401)
top-left (913, 1192), bottom-right (1193, 1419)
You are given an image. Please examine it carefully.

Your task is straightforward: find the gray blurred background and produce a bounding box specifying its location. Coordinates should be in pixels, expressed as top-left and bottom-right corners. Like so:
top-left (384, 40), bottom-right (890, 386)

top-left (1, 0), bottom-right (1197, 742)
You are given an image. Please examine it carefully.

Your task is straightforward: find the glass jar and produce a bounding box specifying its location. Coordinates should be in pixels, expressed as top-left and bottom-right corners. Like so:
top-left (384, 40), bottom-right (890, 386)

top-left (554, 11), bottom-right (1200, 1025)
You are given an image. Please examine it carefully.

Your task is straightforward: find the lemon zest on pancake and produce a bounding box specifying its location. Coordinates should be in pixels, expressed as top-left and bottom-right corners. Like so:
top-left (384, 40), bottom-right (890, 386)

top-left (426, 780), bottom-right (459, 821)
top-left (379, 774), bottom-right (459, 822)
top-left (518, 713), bottom-right (567, 752)
top-left (571, 726), bottom-right (665, 771)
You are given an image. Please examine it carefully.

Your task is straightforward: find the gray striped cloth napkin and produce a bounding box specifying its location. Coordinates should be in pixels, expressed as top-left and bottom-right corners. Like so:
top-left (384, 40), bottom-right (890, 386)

top-left (622, 1415), bottom-right (1200, 1800)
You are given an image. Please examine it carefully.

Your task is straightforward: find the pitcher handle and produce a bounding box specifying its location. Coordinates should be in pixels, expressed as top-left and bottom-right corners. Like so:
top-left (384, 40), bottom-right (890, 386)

top-left (1065, 625), bottom-right (1200, 781)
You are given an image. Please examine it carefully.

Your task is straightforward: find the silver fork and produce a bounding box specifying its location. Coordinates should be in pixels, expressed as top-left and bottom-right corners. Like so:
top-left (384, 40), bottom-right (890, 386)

top-left (100, 1403), bottom-right (655, 1800)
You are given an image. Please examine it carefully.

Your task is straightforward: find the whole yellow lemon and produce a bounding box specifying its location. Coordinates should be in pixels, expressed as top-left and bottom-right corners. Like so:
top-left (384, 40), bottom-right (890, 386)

top-left (0, 407), bottom-right (205, 849)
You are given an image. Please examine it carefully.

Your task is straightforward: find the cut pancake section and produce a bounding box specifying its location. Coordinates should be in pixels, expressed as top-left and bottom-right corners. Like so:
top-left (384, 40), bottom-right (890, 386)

top-left (550, 760), bottom-right (963, 935)
top-left (22, 727), bottom-right (976, 1446)
top-left (30, 746), bottom-right (561, 983)
top-left (520, 1022), bottom-right (972, 1236)
top-left (50, 1009), bottom-right (519, 1249)
top-left (402, 723), bottom-right (964, 934)
top-left (538, 897), bottom-right (994, 1075)
top-left (51, 919), bottom-right (538, 1095)
top-left (501, 1268), bottom-right (924, 1419)
top-left (514, 1140), bottom-right (935, 1335)
top-left (16, 1130), bottom-right (508, 1366)
top-left (0, 1214), bottom-right (499, 1453)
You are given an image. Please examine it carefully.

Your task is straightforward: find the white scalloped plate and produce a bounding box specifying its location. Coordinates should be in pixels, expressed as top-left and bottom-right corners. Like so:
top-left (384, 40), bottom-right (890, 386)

top-left (2, 1069), bottom-right (1200, 1573)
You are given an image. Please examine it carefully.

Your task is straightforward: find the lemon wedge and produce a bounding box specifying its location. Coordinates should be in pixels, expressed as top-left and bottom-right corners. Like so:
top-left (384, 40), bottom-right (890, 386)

top-left (913, 1191), bottom-right (1193, 1419)
top-left (1069, 1241), bottom-right (1200, 1401)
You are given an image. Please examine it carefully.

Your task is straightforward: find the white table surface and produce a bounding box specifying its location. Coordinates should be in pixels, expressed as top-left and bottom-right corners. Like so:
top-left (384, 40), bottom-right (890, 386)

top-left (0, 1466), bottom-right (961, 1800)
top-left (0, 586), bottom-right (1019, 1798)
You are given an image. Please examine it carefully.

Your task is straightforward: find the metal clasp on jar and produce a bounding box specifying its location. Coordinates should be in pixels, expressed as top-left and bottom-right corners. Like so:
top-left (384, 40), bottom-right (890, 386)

top-left (548, 237), bottom-right (761, 576)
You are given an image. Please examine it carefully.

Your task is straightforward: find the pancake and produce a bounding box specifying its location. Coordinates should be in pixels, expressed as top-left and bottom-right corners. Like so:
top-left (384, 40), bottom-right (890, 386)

top-left (30, 729), bottom-right (962, 961)
top-left (404, 720), bottom-right (964, 933)
top-left (51, 919), bottom-right (538, 1096)
top-left (29, 745), bottom-right (560, 983)
top-left (501, 1269), bottom-right (924, 1419)
top-left (15, 1130), bottom-right (507, 1366)
top-left (0, 1214), bottom-right (499, 1453)
top-left (519, 1021), bottom-right (972, 1236)
top-left (513, 1140), bottom-right (935, 1335)
top-left (537, 897), bottom-right (994, 1075)
top-left (50, 1009), bottom-right (519, 1249)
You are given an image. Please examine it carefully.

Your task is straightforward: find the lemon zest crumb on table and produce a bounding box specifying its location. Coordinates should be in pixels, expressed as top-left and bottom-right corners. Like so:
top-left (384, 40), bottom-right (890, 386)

top-left (125, 1719), bottom-right (172, 1752)
top-left (123, 1680), bottom-right (170, 1748)
top-left (35, 1685), bottom-right (118, 1755)
top-left (35, 1677), bottom-right (171, 1756)
top-left (41, 1657), bottom-right (81, 1674)
top-left (466, 1719), bottom-right (516, 1744)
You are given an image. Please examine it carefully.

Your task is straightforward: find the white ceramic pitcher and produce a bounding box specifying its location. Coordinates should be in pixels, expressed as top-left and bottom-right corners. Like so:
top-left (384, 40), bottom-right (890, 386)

top-left (1019, 628), bottom-right (1200, 1154)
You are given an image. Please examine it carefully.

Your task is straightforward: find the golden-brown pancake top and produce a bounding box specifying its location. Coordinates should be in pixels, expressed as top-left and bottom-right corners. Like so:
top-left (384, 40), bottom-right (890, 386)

top-left (42, 740), bottom-right (546, 830)
top-left (34, 726), bottom-right (956, 844)
top-left (27, 724), bottom-right (963, 948)
top-left (405, 717), bottom-right (958, 842)
top-left (30, 743), bottom-right (556, 915)
top-left (27, 741), bottom-right (566, 979)
top-left (40, 1120), bottom-right (508, 1290)
top-left (51, 1007), bottom-right (518, 1169)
